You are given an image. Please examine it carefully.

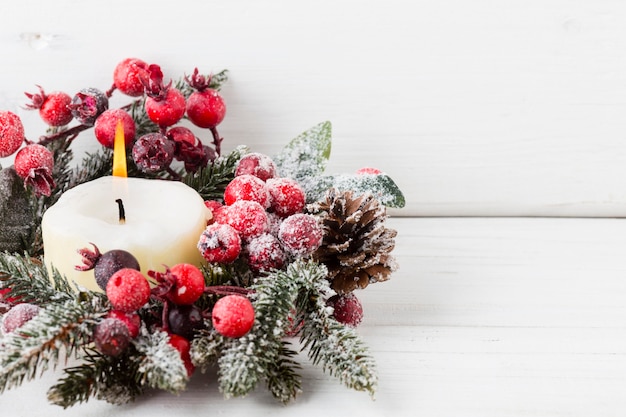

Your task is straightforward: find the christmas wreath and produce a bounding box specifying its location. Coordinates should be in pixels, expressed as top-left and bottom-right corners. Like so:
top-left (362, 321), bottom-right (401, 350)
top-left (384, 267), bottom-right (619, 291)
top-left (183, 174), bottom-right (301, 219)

top-left (0, 58), bottom-right (405, 408)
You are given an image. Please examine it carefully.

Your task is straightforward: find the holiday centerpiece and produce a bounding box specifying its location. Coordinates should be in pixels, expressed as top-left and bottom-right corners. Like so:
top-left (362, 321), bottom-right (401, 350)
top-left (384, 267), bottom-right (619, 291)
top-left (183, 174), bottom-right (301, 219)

top-left (0, 59), bottom-right (405, 408)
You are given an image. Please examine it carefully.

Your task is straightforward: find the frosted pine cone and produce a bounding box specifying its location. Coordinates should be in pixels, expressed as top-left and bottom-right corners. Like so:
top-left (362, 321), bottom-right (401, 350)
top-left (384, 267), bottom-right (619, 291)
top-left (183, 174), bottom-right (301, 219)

top-left (308, 189), bottom-right (398, 294)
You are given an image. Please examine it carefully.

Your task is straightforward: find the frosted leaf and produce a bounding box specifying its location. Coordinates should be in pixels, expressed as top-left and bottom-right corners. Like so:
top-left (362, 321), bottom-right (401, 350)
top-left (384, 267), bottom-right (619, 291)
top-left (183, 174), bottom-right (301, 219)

top-left (274, 121), bottom-right (332, 182)
top-left (306, 174), bottom-right (406, 208)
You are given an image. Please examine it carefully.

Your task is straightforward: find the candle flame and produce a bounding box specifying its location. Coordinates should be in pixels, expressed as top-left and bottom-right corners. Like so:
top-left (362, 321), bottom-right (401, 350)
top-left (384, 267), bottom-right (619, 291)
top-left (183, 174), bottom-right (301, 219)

top-left (112, 120), bottom-right (127, 178)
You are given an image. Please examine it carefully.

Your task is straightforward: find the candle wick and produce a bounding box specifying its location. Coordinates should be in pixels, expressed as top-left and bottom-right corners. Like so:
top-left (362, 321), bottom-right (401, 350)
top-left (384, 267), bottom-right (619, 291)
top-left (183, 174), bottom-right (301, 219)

top-left (116, 199), bottom-right (126, 225)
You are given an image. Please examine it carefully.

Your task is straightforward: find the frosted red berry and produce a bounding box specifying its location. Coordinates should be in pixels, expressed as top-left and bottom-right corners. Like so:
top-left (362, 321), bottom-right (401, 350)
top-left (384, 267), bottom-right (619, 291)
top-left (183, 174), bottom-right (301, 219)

top-left (225, 200), bottom-right (268, 240)
top-left (107, 310), bottom-right (141, 338)
top-left (25, 86), bottom-right (73, 126)
top-left (145, 87), bottom-right (186, 128)
top-left (94, 108), bottom-right (136, 149)
top-left (235, 153), bottom-right (277, 182)
top-left (113, 58), bottom-right (148, 97)
top-left (278, 213), bottom-right (323, 256)
top-left (356, 167), bottom-right (382, 175)
top-left (168, 333), bottom-right (195, 376)
top-left (327, 293), bottom-right (363, 327)
top-left (1, 303), bottom-right (40, 333)
top-left (106, 268), bottom-right (150, 313)
top-left (266, 212), bottom-right (283, 237)
top-left (186, 88), bottom-right (226, 128)
top-left (168, 263), bottom-right (205, 305)
top-left (132, 132), bottom-right (175, 173)
top-left (93, 318), bottom-right (131, 356)
top-left (71, 87), bottom-right (109, 125)
top-left (0, 111), bottom-right (24, 157)
top-left (266, 177), bottom-right (306, 218)
top-left (212, 294), bottom-right (255, 338)
top-left (14, 144), bottom-right (55, 197)
top-left (204, 200), bottom-right (223, 223)
top-left (244, 233), bottom-right (286, 273)
top-left (197, 223), bottom-right (242, 263)
top-left (224, 174), bottom-right (269, 208)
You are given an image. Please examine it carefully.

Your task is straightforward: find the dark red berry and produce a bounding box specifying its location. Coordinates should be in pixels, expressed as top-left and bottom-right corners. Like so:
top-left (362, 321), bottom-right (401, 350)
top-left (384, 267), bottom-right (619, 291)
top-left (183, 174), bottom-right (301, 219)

top-left (71, 87), bottom-right (109, 125)
top-left (168, 263), bottom-right (205, 305)
top-left (244, 233), bottom-right (286, 273)
top-left (24, 86), bottom-right (73, 126)
top-left (0, 111), bottom-right (24, 157)
top-left (106, 310), bottom-right (141, 338)
top-left (197, 223), bottom-right (241, 263)
top-left (1, 303), bottom-right (40, 333)
top-left (145, 87), bottom-right (186, 128)
top-left (93, 318), bottom-right (131, 356)
top-left (225, 200), bottom-right (269, 240)
top-left (327, 293), bottom-right (363, 327)
top-left (106, 268), bottom-right (150, 313)
top-left (94, 249), bottom-right (141, 291)
top-left (278, 213), bottom-right (323, 256)
top-left (94, 109), bottom-right (136, 149)
top-left (224, 174), bottom-right (269, 208)
top-left (167, 126), bottom-right (210, 172)
top-left (14, 144), bottom-right (55, 197)
top-left (168, 333), bottom-right (195, 376)
top-left (168, 304), bottom-right (205, 340)
top-left (186, 89), bottom-right (226, 128)
top-left (113, 58), bottom-right (148, 97)
top-left (266, 177), bottom-right (305, 218)
top-left (132, 133), bottom-right (175, 173)
top-left (212, 295), bottom-right (255, 338)
top-left (235, 153), bottom-right (277, 181)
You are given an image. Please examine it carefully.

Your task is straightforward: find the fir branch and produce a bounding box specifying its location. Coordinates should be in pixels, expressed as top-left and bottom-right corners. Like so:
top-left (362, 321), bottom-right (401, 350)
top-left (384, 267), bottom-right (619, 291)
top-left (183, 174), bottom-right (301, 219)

top-left (66, 148), bottom-right (113, 191)
top-left (0, 252), bottom-right (75, 304)
top-left (299, 270), bottom-right (378, 397)
top-left (216, 262), bottom-right (304, 402)
top-left (190, 327), bottom-right (226, 370)
top-left (0, 296), bottom-right (109, 393)
top-left (182, 145), bottom-right (247, 201)
top-left (47, 348), bottom-right (143, 408)
top-left (133, 328), bottom-right (189, 394)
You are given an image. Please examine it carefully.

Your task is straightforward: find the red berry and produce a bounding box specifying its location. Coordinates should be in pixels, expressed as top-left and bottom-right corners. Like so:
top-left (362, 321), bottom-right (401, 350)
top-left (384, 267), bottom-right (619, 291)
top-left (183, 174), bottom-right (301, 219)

top-left (235, 153), bottom-right (277, 181)
top-left (356, 167), bottom-right (382, 175)
top-left (94, 318), bottom-right (131, 356)
top-left (278, 213), bottom-right (323, 256)
top-left (266, 177), bottom-right (305, 218)
top-left (132, 132), bottom-right (175, 173)
top-left (210, 204), bottom-right (230, 225)
top-left (211, 295), bottom-right (255, 338)
top-left (1, 303), bottom-right (40, 333)
top-left (328, 293), bottom-right (363, 327)
top-left (186, 88), bottom-right (226, 128)
top-left (14, 144), bottom-right (55, 197)
top-left (94, 108), bottom-right (136, 149)
top-left (244, 233), bottom-right (286, 273)
top-left (106, 310), bottom-right (141, 338)
top-left (224, 174), bottom-right (269, 208)
top-left (71, 87), bottom-right (109, 125)
top-left (113, 58), bottom-right (148, 97)
top-left (266, 212), bottom-right (283, 237)
top-left (145, 87), bottom-right (186, 128)
top-left (0, 111), bottom-right (24, 157)
top-left (168, 263), bottom-right (205, 305)
top-left (168, 333), bottom-right (195, 376)
top-left (106, 268), bottom-right (150, 313)
top-left (25, 86), bottom-right (73, 127)
top-left (197, 223), bottom-right (242, 263)
top-left (204, 200), bottom-right (223, 223)
top-left (225, 200), bottom-right (268, 240)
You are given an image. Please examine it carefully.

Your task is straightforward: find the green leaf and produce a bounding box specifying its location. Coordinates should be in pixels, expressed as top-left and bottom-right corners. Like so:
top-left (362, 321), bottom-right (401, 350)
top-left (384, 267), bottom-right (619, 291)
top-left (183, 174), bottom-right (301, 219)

top-left (274, 121), bottom-right (332, 182)
top-left (306, 174), bottom-right (406, 208)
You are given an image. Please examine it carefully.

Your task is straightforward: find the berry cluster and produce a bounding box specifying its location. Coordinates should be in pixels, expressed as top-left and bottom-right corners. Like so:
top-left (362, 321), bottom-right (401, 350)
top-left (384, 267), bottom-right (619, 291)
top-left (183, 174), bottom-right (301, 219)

top-left (0, 58), bottom-right (227, 197)
top-left (198, 152), bottom-right (323, 274)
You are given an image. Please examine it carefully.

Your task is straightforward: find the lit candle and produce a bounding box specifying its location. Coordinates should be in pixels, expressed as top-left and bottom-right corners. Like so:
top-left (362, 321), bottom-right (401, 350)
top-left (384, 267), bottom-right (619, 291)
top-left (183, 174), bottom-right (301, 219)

top-left (42, 121), bottom-right (210, 292)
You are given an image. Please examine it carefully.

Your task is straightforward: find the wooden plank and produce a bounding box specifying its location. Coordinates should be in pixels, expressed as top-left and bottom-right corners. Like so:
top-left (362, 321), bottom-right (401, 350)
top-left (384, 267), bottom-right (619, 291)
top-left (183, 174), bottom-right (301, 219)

top-left (2, 1), bottom-right (626, 215)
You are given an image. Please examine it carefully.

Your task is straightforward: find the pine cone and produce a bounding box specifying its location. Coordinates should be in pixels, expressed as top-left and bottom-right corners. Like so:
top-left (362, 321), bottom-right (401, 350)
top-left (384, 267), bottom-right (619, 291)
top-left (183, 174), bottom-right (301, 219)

top-left (308, 189), bottom-right (398, 294)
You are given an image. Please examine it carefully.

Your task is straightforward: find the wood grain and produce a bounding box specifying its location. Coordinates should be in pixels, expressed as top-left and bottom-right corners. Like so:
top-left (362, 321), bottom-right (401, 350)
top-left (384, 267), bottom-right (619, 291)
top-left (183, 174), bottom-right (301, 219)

top-left (1, 1), bottom-right (626, 216)
top-left (2, 218), bottom-right (625, 416)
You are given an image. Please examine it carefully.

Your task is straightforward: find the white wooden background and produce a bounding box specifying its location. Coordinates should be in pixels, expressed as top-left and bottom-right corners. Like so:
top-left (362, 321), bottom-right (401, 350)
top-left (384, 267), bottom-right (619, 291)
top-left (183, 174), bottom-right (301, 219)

top-left (1, 1), bottom-right (626, 416)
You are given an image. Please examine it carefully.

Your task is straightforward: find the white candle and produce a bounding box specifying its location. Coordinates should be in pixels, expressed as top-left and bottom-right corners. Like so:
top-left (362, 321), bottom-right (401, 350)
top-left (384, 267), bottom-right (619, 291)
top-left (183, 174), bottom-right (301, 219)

top-left (42, 176), bottom-right (209, 292)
